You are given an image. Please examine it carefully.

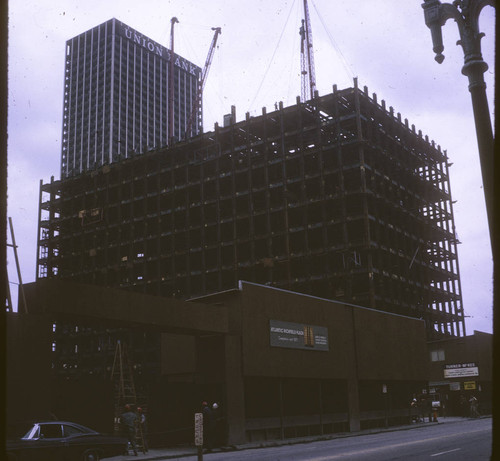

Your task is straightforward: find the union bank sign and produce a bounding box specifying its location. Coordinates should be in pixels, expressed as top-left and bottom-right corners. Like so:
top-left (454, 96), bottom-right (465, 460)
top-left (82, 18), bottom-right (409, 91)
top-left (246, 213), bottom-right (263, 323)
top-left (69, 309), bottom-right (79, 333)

top-left (116, 22), bottom-right (200, 76)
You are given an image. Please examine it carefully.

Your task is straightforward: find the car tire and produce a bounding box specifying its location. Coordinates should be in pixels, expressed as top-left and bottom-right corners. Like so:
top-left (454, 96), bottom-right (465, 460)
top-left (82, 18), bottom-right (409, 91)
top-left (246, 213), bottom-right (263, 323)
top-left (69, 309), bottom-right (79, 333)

top-left (82, 450), bottom-right (100, 461)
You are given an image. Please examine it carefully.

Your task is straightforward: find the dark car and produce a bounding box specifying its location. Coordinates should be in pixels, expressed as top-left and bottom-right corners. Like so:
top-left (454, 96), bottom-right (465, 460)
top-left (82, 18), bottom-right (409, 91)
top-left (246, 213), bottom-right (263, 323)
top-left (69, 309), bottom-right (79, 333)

top-left (6, 421), bottom-right (127, 461)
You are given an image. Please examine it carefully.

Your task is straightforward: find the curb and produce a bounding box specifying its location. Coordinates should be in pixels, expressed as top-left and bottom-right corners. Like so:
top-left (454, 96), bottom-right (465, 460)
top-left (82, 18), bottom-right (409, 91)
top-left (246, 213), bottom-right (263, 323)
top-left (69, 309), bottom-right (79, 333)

top-left (110, 416), bottom-right (490, 460)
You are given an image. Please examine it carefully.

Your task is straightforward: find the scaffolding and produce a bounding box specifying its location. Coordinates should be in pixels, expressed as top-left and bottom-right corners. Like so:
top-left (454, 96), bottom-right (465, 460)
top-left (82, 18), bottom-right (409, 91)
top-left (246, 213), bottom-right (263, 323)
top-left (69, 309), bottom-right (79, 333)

top-left (37, 80), bottom-right (465, 339)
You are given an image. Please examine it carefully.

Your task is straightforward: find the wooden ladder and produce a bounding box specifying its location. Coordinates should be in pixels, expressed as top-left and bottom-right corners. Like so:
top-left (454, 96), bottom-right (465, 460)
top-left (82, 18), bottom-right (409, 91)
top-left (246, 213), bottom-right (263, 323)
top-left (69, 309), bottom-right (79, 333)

top-left (110, 340), bottom-right (147, 454)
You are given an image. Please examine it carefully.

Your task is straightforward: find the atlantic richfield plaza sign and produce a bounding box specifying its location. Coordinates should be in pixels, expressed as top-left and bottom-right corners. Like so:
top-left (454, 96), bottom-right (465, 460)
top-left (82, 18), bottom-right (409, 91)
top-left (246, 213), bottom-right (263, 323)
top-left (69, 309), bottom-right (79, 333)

top-left (117, 23), bottom-right (200, 76)
top-left (270, 320), bottom-right (329, 351)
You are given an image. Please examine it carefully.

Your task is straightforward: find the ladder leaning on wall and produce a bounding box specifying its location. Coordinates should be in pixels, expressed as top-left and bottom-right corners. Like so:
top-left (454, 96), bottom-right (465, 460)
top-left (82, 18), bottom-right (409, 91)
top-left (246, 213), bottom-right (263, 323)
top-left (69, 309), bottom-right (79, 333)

top-left (110, 340), bottom-right (147, 454)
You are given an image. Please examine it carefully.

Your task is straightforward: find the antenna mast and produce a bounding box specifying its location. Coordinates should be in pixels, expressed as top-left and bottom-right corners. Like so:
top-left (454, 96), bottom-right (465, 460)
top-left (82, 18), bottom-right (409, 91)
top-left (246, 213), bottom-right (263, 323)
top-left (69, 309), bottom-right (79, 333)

top-left (300, 0), bottom-right (316, 102)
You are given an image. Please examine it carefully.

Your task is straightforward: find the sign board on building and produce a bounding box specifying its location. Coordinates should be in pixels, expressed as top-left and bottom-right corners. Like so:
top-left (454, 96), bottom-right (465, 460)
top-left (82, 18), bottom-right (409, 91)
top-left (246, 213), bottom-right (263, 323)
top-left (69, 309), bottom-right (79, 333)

top-left (194, 413), bottom-right (203, 447)
top-left (463, 381), bottom-right (476, 390)
top-left (270, 320), bottom-right (329, 351)
top-left (449, 382), bottom-right (461, 391)
top-left (116, 22), bottom-right (201, 76)
top-left (443, 362), bottom-right (479, 379)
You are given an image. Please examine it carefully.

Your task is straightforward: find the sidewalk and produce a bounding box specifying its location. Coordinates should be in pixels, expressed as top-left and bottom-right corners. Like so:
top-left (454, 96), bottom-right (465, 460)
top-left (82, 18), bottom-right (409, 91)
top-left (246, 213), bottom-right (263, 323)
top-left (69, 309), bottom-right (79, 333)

top-left (107, 416), bottom-right (488, 461)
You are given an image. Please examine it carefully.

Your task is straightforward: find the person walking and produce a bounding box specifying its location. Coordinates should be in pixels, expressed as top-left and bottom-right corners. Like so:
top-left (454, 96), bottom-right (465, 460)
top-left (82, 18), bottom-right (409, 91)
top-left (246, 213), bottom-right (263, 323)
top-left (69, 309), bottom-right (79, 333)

top-left (469, 395), bottom-right (480, 418)
top-left (120, 404), bottom-right (138, 456)
top-left (421, 397), bottom-right (432, 423)
top-left (202, 401), bottom-right (215, 452)
top-left (410, 397), bottom-right (420, 423)
top-left (212, 402), bottom-right (225, 448)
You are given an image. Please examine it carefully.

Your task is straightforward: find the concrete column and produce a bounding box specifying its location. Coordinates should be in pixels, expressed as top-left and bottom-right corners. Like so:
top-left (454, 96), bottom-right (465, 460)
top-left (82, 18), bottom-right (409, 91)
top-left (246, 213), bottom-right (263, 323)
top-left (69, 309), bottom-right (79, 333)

top-left (347, 378), bottom-right (360, 432)
top-left (224, 334), bottom-right (246, 445)
top-left (348, 306), bottom-right (361, 432)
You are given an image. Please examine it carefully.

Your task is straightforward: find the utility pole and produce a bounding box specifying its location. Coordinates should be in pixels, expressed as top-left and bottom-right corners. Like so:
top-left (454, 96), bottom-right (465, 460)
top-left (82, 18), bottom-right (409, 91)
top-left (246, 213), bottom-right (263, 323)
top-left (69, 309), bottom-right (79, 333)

top-left (7, 217), bottom-right (28, 313)
top-left (422, 0), bottom-right (495, 250)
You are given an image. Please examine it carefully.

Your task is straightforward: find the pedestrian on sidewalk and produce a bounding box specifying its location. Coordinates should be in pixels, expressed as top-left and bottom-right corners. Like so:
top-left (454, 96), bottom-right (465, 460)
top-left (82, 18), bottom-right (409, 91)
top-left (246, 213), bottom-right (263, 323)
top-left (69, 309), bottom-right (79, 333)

top-left (431, 401), bottom-right (439, 422)
top-left (212, 402), bottom-right (226, 448)
top-left (410, 397), bottom-right (420, 423)
top-left (421, 397), bottom-right (432, 423)
top-left (120, 404), bottom-right (138, 456)
top-left (469, 395), bottom-right (480, 418)
top-left (202, 401), bottom-right (215, 453)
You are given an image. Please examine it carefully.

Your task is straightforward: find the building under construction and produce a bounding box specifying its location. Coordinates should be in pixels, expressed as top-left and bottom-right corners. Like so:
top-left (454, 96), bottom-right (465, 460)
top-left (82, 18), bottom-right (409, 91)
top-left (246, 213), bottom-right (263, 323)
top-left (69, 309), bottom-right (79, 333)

top-left (38, 79), bottom-right (465, 340)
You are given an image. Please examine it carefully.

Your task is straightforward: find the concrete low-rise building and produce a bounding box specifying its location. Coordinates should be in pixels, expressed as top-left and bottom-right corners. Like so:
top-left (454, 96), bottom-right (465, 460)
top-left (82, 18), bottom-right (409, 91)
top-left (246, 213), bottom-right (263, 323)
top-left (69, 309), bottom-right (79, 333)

top-left (184, 280), bottom-right (429, 442)
top-left (8, 278), bottom-right (435, 446)
top-left (426, 331), bottom-right (492, 417)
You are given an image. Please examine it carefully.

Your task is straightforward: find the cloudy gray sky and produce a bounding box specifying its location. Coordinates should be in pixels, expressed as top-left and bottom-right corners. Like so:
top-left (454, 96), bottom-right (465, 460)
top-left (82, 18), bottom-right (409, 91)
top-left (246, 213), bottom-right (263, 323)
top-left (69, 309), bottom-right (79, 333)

top-left (7, 0), bottom-right (495, 333)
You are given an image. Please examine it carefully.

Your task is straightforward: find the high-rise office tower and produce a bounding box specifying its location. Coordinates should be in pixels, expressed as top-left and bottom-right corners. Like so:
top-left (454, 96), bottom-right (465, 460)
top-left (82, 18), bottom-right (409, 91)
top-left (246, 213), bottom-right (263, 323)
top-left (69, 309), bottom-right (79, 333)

top-left (61, 18), bottom-right (201, 179)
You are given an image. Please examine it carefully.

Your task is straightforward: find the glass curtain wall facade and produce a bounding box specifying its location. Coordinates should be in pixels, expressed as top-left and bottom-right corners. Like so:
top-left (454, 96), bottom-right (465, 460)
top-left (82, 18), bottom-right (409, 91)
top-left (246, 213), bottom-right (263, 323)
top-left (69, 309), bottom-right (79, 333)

top-left (61, 18), bottom-right (201, 179)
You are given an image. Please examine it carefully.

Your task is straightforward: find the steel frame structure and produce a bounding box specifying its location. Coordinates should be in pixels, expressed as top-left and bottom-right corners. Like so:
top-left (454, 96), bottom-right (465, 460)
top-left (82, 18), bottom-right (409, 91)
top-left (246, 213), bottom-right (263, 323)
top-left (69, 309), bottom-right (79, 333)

top-left (38, 79), bottom-right (465, 339)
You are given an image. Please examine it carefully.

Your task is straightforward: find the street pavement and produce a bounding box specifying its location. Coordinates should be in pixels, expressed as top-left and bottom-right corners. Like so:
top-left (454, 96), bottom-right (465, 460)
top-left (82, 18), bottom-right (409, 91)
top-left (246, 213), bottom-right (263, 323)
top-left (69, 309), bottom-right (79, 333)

top-left (107, 416), bottom-right (489, 461)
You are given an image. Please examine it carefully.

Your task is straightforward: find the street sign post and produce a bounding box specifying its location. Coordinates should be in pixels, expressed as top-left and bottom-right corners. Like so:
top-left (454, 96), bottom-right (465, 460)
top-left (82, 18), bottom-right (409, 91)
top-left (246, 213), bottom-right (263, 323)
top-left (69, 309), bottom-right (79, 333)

top-left (194, 412), bottom-right (203, 460)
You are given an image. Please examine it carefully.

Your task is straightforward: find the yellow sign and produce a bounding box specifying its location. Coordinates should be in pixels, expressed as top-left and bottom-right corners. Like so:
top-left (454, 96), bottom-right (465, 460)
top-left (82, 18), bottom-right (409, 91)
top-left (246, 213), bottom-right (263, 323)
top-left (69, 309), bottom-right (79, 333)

top-left (464, 381), bottom-right (476, 390)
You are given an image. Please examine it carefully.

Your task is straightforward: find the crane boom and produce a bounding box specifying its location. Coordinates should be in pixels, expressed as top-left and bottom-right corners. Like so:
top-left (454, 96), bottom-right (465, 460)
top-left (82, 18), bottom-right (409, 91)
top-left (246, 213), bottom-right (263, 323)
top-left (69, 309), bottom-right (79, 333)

top-left (184, 26), bottom-right (221, 139)
top-left (300, 0), bottom-right (316, 101)
top-left (168, 17), bottom-right (179, 145)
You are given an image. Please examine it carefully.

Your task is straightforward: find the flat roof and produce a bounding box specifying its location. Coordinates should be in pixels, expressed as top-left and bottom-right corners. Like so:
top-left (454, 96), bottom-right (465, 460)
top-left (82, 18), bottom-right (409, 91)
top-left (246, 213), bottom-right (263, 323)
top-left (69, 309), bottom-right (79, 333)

top-left (23, 278), bottom-right (228, 334)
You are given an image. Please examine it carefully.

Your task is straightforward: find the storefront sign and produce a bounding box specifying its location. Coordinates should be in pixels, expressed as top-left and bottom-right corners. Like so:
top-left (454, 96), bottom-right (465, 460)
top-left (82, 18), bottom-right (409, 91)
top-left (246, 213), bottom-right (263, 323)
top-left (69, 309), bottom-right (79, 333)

top-left (443, 362), bottom-right (479, 378)
top-left (270, 320), bottom-right (329, 351)
top-left (449, 382), bottom-right (461, 391)
top-left (463, 381), bottom-right (476, 390)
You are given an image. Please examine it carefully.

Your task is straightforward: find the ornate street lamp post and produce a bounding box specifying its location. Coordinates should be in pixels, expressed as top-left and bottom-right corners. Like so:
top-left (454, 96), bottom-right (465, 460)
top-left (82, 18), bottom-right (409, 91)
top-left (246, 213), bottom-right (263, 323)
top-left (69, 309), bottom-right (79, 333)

top-left (422, 0), bottom-right (495, 248)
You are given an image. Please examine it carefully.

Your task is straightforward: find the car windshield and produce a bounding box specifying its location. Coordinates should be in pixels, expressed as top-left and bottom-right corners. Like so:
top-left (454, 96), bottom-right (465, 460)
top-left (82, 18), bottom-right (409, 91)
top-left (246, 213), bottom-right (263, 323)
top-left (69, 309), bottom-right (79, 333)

top-left (22, 424), bottom-right (64, 439)
top-left (22, 426), bottom-right (39, 439)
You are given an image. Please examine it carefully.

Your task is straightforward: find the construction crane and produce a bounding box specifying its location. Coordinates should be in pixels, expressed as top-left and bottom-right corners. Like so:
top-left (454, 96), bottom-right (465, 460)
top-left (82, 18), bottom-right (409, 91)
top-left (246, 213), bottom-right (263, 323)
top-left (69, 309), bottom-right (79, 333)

top-left (184, 26), bottom-right (221, 140)
top-left (299, 0), bottom-right (316, 102)
top-left (168, 17), bottom-right (179, 145)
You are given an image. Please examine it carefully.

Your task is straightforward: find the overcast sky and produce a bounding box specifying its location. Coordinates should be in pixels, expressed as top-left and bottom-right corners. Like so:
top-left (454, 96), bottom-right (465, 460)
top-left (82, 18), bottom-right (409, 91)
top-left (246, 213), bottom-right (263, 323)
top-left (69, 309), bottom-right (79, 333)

top-left (7, 0), bottom-right (495, 334)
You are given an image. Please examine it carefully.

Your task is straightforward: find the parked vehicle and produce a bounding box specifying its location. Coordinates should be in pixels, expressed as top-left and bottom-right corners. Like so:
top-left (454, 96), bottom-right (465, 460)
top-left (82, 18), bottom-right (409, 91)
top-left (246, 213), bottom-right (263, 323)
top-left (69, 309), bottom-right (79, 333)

top-left (6, 421), bottom-right (127, 461)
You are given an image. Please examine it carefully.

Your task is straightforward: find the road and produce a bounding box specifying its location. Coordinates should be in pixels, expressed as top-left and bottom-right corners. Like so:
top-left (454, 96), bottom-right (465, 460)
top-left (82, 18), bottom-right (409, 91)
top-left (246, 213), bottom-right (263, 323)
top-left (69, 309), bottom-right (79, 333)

top-left (194, 418), bottom-right (491, 461)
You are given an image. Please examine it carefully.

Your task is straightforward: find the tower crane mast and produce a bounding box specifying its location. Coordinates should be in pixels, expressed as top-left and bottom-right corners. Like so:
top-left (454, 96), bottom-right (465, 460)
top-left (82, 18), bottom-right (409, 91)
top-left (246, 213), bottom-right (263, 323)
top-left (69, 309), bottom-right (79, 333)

top-left (168, 17), bottom-right (179, 145)
top-left (184, 26), bottom-right (221, 139)
top-left (299, 0), bottom-right (316, 102)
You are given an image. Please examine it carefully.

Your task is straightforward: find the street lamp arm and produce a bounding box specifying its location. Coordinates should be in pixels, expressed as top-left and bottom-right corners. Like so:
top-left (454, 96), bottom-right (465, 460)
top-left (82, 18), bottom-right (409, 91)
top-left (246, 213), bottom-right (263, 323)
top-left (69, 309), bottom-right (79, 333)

top-left (422, 0), bottom-right (495, 63)
top-left (422, 0), bottom-right (462, 63)
top-left (422, 0), bottom-right (495, 250)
